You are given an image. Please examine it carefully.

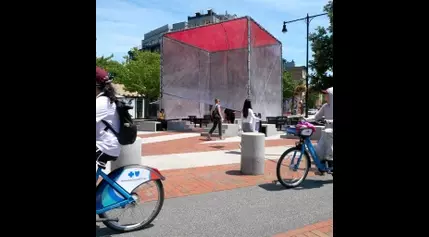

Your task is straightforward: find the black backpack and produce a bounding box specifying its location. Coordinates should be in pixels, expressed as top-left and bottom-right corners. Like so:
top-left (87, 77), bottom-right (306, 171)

top-left (102, 100), bottom-right (137, 145)
top-left (211, 105), bottom-right (221, 120)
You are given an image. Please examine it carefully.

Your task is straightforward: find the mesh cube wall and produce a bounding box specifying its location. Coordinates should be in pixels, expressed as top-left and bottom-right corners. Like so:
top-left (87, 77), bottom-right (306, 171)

top-left (161, 16), bottom-right (282, 120)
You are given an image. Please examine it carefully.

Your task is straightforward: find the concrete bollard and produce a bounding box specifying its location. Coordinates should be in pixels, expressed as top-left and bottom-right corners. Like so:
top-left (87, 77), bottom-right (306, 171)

top-left (111, 137), bottom-right (142, 171)
top-left (240, 132), bottom-right (265, 175)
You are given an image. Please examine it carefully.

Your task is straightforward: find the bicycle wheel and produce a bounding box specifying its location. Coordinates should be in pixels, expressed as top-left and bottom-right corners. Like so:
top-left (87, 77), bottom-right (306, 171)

top-left (276, 147), bottom-right (311, 188)
top-left (99, 179), bottom-right (164, 232)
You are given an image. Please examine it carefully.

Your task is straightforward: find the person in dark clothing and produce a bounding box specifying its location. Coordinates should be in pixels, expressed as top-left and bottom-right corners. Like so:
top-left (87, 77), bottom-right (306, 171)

top-left (224, 108), bottom-right (236, 124)
top-left (207, 98), bottom-right (224, 140)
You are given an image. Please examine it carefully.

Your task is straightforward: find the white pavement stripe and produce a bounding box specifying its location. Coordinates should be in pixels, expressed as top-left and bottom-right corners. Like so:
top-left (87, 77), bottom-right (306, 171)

top-left (137, 131), bottom-right (159, 135)
top-left (141, 133), bottom-right (200, 144)
top-left (141, 146), bottom-right (292, 170)
top-left (201, 134), bottom-right (284, 144)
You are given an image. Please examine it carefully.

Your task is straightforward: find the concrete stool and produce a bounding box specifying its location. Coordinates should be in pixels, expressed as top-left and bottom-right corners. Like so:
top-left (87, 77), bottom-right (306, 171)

top-left (240, 132), bottom-right (265, 175)
top-left (140, 121), bottom-right (160, 131)
top-left (111, 137), bottom-right (142, 171)
top-left (167, 120), bottom-right (187, 131)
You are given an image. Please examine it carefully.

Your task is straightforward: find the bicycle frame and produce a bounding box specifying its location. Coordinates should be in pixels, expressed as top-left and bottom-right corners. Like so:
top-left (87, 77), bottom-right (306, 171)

top-left (96, 166), bottom-right (135, 215)
top-left (291, 137), bottom-right (329, 172)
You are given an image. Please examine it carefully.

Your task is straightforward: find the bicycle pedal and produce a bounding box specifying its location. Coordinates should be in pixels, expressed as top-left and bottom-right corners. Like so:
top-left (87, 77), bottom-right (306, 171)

top-left (272, 180), bottom-right (278, 184)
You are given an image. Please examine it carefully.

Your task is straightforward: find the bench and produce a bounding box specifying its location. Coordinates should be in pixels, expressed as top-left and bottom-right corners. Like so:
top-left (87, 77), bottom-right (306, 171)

top-left (261, 124), bottom-right (277, 137)
top-left (139, 121), bottom-right (161, 131)
top-left (193, 115), bottom-right (211, 128)
top-left (167, 120), bottom-right (191, 131)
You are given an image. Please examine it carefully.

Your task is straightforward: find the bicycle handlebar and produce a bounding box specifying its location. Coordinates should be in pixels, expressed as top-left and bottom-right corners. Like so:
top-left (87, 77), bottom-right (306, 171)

top-left (303, 118), bottom-right (333, 126)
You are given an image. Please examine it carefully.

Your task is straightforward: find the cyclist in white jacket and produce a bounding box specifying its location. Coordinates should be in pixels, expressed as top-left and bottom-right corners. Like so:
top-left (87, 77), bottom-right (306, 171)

top-left (96, 67), bottom-right (121, 163)
top-left (314, 87), bottom-right (333, 121)
top-left (313, 87), bottom-right (333, 175)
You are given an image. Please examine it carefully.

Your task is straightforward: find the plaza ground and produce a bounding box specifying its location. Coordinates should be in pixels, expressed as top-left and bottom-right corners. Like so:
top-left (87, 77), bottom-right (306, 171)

top-left (96, 131), bottom-right (333, 237)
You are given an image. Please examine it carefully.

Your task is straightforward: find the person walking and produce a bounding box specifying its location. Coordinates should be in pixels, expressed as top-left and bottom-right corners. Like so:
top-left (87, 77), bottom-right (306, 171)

top-left (207, 98), bottom-right (224, 140)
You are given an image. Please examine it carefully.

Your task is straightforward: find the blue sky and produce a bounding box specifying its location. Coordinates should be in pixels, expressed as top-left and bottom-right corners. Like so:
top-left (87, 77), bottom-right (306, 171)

top-left (96, 0), bottom-right (330, 66)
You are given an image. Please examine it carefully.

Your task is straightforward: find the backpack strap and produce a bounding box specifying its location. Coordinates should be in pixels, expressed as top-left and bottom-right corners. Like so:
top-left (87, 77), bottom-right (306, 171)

top-left (101, 120), bottom-right (119, 136)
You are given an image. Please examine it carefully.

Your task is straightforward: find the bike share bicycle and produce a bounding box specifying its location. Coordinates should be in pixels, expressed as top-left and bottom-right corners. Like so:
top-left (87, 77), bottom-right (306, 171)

top-left (276, 119), bottom-right (333, 188)
top-left (96, 155), bottom-right (166, 232)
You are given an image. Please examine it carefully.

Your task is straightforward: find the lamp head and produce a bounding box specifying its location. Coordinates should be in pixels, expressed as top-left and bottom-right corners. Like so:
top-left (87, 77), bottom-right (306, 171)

top-left (282, 22), bottom-right (287, 33)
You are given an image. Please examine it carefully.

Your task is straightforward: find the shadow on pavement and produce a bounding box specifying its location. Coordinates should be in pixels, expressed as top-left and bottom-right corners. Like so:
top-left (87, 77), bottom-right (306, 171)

top-left (258, 179), bottom-right (333, 191)
top-left (210, 145), bottom-right (225, 149)
top-left (225, 151), bottom-right (241, 155)
top-left (96, 224), bottom-right (154, 237)
top-left (225, 170), bottom-right (243, 176)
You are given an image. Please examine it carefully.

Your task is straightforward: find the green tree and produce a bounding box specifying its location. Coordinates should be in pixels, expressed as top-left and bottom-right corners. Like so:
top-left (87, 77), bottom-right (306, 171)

top-left (282, 71), bottom-right (297, 100)
top-left (283, 71), bottom-right (305, 114)
top-left (123, 48), bottom-right (161, 101)
top-left (308, 0), bottom-right (333, 91)
top-left (306, 92), bottom-right (319, 109)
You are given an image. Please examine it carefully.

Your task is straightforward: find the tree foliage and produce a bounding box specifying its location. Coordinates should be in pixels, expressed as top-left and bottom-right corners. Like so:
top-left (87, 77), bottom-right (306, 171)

top-left (306, 92), bottom-right (319, 109)
top-left (283, 71), bottom-right (306, 114)
top-left (123, 48), bottom-right (160, 101)
top-left (282, 71), bottom-right (298, 100)
top-left (95, 48), bottom-right (161, 101)
top-left (282, 71), bottom-right (304, 100)
top-left (308, 0), bottom-right (333, 91)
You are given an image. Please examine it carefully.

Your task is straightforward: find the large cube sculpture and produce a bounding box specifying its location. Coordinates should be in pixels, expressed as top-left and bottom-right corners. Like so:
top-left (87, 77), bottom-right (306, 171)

top-left (161, 16), bottom-right (282, 119)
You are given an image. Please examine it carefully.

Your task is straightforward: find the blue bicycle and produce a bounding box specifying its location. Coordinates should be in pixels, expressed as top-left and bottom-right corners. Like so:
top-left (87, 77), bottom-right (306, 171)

top-left (96, 158), bottom-right (165, 232)
top-left (276, 120), bottom-right (333, 188)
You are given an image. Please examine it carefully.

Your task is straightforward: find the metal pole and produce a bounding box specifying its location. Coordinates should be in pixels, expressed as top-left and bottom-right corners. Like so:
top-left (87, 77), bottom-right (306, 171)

top-left (282, 12), bottom-right (328, 118)
top-left (305, 14), bottom-right (309, 118)
top-left (247, 17), bottom-right (251, 98)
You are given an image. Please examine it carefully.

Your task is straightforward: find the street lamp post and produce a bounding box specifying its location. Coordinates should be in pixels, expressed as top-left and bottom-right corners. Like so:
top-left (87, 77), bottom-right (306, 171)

top-left (282, 13), bottom-right (328, 118)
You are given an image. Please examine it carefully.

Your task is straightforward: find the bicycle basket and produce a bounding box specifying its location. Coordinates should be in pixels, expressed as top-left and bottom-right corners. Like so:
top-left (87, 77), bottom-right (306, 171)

top-left (299, 128), bottom-right (313, 137)
top-left (286, 126), bottom-right (298, 136)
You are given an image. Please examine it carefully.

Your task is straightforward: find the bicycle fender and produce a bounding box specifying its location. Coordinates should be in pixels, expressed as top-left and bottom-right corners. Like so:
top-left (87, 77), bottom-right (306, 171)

top-left (96, 165), bottom-right (165, 210)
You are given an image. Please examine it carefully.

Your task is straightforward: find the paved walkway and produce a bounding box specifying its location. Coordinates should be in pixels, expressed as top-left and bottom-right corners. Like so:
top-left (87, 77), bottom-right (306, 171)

top-left (97, 176), bottom-right (333, 237)
top-left (273, 219), bottom-right (333, 237)
top-left (141, 132), bottom-right (301, 156)
top-left (138, 158), bottom-right (322, 200)
top-left (141, 146), bottom-right (290, 170)
top-left (98, 132), bottom-right (332, 236)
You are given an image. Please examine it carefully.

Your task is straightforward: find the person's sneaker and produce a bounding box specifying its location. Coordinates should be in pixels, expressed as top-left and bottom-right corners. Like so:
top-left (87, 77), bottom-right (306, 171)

top-left (315, 169), bottom-right (325, 176)
top-left (327, 160), bottom-right (333, 169)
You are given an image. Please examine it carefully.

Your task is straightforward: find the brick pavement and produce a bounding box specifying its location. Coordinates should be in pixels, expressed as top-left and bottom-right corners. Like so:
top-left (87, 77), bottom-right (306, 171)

top-left (272, 219), bottom-right (333, 237)
top-left (138, 159), bottom-right (320, 200)
top-left (105, 133), bottom-right (331, 235)
top-left (136, 160), bottom-right (330, 236)
top-left (138, 131), bottom-right (178, 138)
